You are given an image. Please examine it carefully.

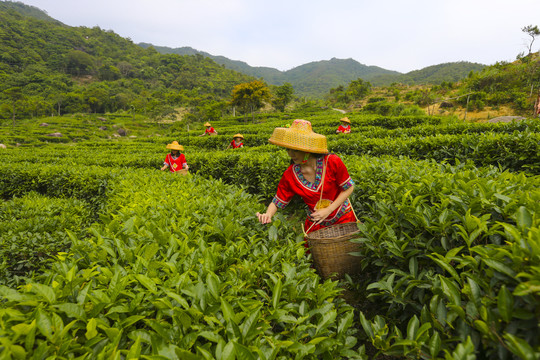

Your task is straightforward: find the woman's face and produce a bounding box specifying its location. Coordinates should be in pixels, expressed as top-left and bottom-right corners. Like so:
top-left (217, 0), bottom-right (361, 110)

top-left (171, 149), bottom-right (179, 155)
top-left (286, 148), bottom-right (308, 164)
top-left (234, 137), bottom-right (241, 142)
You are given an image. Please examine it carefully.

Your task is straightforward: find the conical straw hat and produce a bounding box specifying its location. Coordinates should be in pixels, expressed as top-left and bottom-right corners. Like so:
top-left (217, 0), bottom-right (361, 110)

top-left (268, 119), bottom-right (327, 154)
top-left (340, 117), bottom-right (351, 124)
top-left (204, 122), bottom-right (211, 127)
top-left (166, 141), bottom-right (184, 151)
top-left (233, 133), bottom-right (244, 139)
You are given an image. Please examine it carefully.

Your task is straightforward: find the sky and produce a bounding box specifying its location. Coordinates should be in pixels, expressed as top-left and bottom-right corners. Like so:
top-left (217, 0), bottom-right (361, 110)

top-left (13, 0), bottom-right (540, 73)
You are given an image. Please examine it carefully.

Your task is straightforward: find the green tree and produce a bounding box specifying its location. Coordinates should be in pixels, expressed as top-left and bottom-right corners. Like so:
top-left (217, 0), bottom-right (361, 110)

top-left (3, 87), bottom-right (24, 125)
top-left (272, 83), bottom-right (294, 112)
top-left (347, 78), bottom-right (371, 99)
top-left (65, 50), bottom-right (94, 76)
top-left (231, 80), bottom-right (271, 121)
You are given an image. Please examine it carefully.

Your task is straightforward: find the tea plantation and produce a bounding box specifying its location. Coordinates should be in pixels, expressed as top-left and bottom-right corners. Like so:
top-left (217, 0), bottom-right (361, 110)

top-left (0, 109), bottom-right (539, 359)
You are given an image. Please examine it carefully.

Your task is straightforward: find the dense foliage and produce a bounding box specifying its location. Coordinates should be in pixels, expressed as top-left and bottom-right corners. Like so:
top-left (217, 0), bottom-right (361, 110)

top-left (1, 108), bottom-right (539, 359)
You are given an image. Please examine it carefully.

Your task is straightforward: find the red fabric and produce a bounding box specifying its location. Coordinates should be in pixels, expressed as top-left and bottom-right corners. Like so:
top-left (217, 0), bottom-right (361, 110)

top-left (230, 140), bottom-right (244, 149)
top-left (164, 153), bottom-right (187, 172)
top-left (273, 154), bottom-right (355, 230)
top-left (337, 124), bottom-right (351, 133)
top-left (205, 127), bottom-right (216, 135)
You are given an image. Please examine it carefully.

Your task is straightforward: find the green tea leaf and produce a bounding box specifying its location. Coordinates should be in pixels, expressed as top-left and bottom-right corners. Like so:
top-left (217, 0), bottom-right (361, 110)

top-left (406, 315), bottom-right (419, 340)
top-left (482, 258), bottom-right (516, 278)
top-left (429, 331), bottom-right (441, 358)
top-left (221, 299), bottom-right (236, 324)
top-left (126, 336), bottom-right (142, 359)
top-left (54, 303), bottom-right (86, 321)
top-left (206, 272), bottom-right (220, 300)
top-left (35, 309), bottom-right (53, 341)
top-left (497, 285), bottom-right (513, 322)
top-left (85, 318), bottom-right (98, 340)
top-left (439, 276), bottom-right (461, 306)
top-left (135, 274), bottom-right (157, 293)
top-left (233, 341), bottom-right (257, 360)
top-left (272, 277), bottom-right (282, 309)
top-left (31, 283), bottom-right (56, 304)
top-left (504, 333), bottom-right (535, 360)
top-left (515, 206), bottom-right (532, 231)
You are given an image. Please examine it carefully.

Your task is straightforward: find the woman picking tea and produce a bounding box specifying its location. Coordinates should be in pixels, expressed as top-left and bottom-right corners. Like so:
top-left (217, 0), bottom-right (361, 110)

top-left (256, 119), bottom-right (355, 234)
top-left (160, 141), bottom-right (189, 172)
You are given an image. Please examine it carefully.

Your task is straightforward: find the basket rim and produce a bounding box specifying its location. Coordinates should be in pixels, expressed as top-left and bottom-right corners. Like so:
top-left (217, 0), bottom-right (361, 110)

top-left (305, 222), bottom-right (360, 240)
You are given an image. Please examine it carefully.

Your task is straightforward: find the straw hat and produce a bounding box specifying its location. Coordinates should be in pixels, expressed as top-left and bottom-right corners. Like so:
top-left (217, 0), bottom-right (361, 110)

top-left (166, 141), bottom-right (184, 151)
top-left (233, 133), bottom-right (244, 139)
top-left (204, 122), bottom-right (211, 127)
top-left (340, 117), bottom-right (351, 124)
top-left (268, 119), bottom-right (327, 154)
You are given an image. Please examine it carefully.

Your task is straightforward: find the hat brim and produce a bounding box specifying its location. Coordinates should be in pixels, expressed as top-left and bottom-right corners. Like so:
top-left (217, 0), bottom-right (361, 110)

top-left (268, 139), bottom-right (326, 154)
top-left (166, 144), bottom-right (184, 150)
top-left (268, 127), bottom-right (328, 154)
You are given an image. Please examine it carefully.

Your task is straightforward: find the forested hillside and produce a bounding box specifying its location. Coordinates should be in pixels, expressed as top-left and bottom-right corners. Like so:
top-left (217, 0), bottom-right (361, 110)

top-left (140, 43), bottom-right (401, 98)
top-left (140, 43), bottom-right (488, 98)
top-left (0, 2), bottom-right (254, 122)
top-left (369, 61), bottom-right (486, 86)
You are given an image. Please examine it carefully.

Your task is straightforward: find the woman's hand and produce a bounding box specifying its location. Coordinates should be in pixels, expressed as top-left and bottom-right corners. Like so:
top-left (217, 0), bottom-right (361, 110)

top-left (256, 212), bottom-right (273, 224)
top-left (311, 207), bottom-right (333, 224)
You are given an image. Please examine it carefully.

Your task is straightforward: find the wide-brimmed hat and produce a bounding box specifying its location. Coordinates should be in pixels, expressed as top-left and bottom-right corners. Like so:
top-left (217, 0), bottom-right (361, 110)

top-left (268, 119), bottom-right (327, 154)
top-left (340, 117), bottom-right (351, 124)
top-left (233, 133), bottom-right (244, 139)
top-left (166, 141), bottom-right (184, 151)
top-left (204, 122), bottom-right (211, 127)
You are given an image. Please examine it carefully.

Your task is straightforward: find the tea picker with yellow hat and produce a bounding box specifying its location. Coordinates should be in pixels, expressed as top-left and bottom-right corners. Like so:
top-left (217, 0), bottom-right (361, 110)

top-left (227, 133), bottom-right (244, 149)
top-left (160, 141), bottom-right (189, 172)
top-left (256, 119), bottom-right (356, 235)
top-left (336, 117), bottom-right (351, 134)
top-left (199, 122), bottom-right (218, 136)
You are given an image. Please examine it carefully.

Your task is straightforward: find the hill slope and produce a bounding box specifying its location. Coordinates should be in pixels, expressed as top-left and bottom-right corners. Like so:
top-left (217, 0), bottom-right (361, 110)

top-left (0, 2), bottom-right (254, 120)
top-left (139, 43), bottom-right (486, 98)
top-left (370, 61), bottom-right (486, 86)
top-left (139, 44), bottom-right (401, 97)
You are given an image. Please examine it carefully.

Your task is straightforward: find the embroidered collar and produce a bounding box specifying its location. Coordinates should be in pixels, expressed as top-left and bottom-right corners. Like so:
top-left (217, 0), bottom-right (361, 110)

top-left (293, 156), bottom-right (324, 191)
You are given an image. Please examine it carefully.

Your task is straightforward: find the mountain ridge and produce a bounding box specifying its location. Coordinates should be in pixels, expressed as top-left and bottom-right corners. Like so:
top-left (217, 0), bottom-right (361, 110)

top-left (138, 43), bottom-right (485, 97)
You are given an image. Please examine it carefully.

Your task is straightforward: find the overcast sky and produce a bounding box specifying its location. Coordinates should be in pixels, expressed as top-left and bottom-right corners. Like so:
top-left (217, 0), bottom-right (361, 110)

top-left (14, 0), bottom-right (540, 73)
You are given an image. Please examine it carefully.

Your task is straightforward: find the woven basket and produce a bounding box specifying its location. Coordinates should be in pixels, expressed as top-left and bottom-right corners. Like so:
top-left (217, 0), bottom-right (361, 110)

top-left (306, 222), bottom-right (362, 279)
top-left (175, 169), bottom-right (189, 175)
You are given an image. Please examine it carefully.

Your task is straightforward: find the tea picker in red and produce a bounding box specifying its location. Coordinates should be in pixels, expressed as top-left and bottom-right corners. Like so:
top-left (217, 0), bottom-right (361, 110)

top-left (256, 119), bottom-right (361, 278)
top-left (199, 122), bottom-right (218, 136)
top-left (336, 117), bottom-right (351, 134)
top-left (160, 141), bottom-right (189, 173)
top-left (227, 133), bottom-right (244, 149)
top-left (256, 119), bottom-right (356, 234)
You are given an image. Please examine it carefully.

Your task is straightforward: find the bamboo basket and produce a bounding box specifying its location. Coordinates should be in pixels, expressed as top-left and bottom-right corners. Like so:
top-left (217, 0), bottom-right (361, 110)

top-left (305, 222), bottom-right (362, 279)
top-left (175, 169), bottom-right (189, 175)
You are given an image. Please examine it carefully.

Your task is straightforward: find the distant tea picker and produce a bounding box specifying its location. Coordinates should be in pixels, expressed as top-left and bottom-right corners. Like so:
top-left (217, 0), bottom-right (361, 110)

top-left (227, 134), bottom-right (244, 149)
top-left (160, 141), bottom-right (189, 173)
top-left (336, 117), bottom-right (351, 134)
top-left (199, 122), bottom-right (218, 136)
